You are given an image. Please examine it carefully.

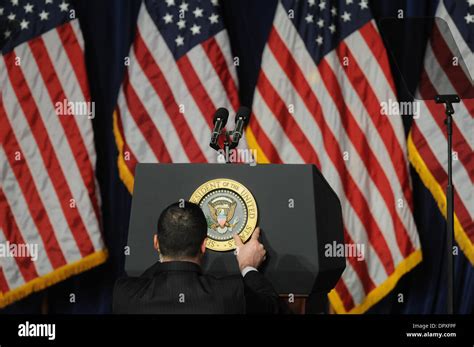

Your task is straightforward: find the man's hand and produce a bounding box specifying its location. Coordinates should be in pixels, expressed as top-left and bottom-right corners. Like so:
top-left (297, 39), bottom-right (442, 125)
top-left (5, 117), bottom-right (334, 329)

top-left (233, 227), bottom-right (266, 271)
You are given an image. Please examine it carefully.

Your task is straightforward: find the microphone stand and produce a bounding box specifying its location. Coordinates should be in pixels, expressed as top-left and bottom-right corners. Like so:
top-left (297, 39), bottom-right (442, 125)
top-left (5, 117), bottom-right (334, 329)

top-left (210, 128), bottom-right (235, 164)
top-left (435, 94), bottom-right (460, 314)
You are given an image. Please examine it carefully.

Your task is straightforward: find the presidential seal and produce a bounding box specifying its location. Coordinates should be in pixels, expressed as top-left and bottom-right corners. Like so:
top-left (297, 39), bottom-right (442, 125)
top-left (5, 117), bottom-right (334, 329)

top-left (189, 178), bottom-right (258, 251)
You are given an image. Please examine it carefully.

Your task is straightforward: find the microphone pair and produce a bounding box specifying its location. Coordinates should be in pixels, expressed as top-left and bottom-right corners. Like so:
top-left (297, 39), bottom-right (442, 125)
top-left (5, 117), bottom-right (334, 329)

top-left (210, 106), bottom-right (251, 151)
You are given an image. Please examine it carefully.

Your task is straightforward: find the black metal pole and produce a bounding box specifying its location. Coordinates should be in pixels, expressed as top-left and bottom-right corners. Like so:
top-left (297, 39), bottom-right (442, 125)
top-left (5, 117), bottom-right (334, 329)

top-left (445, 112), bottom-right (454, 314)
top-left (435, 94), bottom-right (459, 314)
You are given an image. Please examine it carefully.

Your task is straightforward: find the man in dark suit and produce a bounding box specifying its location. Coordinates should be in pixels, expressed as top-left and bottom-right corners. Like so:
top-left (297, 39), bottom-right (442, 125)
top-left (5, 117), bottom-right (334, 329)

top-left (113, 201), bottom-right (280, 314)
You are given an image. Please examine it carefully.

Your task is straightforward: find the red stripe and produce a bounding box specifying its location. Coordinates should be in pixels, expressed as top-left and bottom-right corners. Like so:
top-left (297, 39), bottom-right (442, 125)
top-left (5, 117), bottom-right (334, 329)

top-left (201, 37), bottom-right (240, 111)
top-left (317, 58), bottom-right (414, 258)
top-left (359, 22), bottom-right (397, 95)
top-left (55, 22), bottom-right (90, 101)
top-left (335, 279), bottom-right (356, 312)
top-left (122, 71), bottom-right (173, 163)
top-left (0, 104), bottom-right (67, 268)
top-left (418, 69), bottom-right (473, 184)
top-left (0, 268), bottom-right (9, 292)
top-left (134, 31), bottom-right (207, 162)
top-left (268, 27), bottom-right (396, 274)
top-left (0, 189), bottom-right (39, 282)
top-left (176, 55), bottom-right (216, 129)
top-left (430, 24), bottom-right (472, 97)
top-left (28, 37), bottom-right (101, 226)
top-left (335, 41), bottom-right (415, 255)
top-left (5, 52), bottom-right (95, 258)
top-left (115, 107), bottom-right (139, 175)
top-left (257, 72), bottom-right (321, 167)
top-left (411, 125), bottom-right (473, 241)
top-left (343, 228), bottom-right (376, 294)
top-left (337, 30), bottom-right (414, 211)
top-left (248, 112), bottom-right (283, 163)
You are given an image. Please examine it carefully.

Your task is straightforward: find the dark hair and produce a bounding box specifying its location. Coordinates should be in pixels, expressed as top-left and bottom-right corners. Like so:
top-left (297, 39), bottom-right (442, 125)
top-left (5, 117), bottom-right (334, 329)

top-left (156, 201), bottom-right (207, 258)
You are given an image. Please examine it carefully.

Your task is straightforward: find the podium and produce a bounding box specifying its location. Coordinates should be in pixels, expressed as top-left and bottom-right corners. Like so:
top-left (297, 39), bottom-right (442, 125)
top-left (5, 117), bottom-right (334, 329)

top-left (125, 163), bottom-right (345, 310)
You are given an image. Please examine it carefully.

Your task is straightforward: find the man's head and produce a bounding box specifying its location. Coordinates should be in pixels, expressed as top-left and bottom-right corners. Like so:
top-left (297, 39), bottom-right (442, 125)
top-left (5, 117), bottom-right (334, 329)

top-left (154, 201), bottom-right (208, 262)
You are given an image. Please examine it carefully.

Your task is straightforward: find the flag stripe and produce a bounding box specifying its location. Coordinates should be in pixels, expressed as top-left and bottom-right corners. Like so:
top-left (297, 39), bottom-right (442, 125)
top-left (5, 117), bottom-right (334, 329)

top-left (56, 22), bottom-right (91, 101)
top-left (0, 189), bottom-right (39, 282)
top-left (138, 8), bottom-right (216, 162)
top-left (214, 30), bottom-right (239, 86)
top-left (321, 54), bottom-right (412, 259)
top-left (28, 37), bottom-right (101, 225)
top-left (343, 229), bottom-right (377, 294)
top-left (0, 111), bottom-right (67, 269)
top-left (15, 42), bottom-right (103, 253)
top-left (430, 24), bottom-right (472, 96)
top-left (257, 72), bottom-right (321, 167)
top-left (126, 49), bottom-right (190, 163)
top-left (122, 71), bottom-right (172, 163)
top-left (0, 149), bottom-right (55, 276)
top-left (358, 22), bottom-right (397, 95)
top-left (333, 42), bottom-right (416, 255)
top-left (423, 43), bottom-right (474, 150)
top-left (133, 31), bottom-right (207, 162)
top-left (201, 35), bottom-right (240, 111)
top-left (335, 279), bottom-right (355, 311)
top-left (42, 25), bottom-right (98, 174)
top-left (419, 68), bottom-right (473, 185)
top-left (252, 89), bottom-right (303, 163)
top-left (340, 33), bottom-right (414, 210)
top-left (176, 54), bottom-right (216, 129)
top-left (0, 230), bottom-right (25, 290)
top-left (0, 269), bottom-right (9, 293)
top-left (248, 113), bottom-right (284, 163)
top-left (411, 123), bottom-right (473, 233)
top-left (267, 27), bottom-right (396, 274)
top-left (4, 52), bottom-right (95, 258)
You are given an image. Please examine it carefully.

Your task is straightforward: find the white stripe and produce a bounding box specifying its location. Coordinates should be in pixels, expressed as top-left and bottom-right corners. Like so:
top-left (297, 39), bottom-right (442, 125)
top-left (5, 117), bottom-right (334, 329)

top-left (436, 1), bottom-right (474, 82)
top-left (423, 42), bottom-right (474, 149)
top-left (117, 86), bottom-right (158, 164)
top-left (345, 28), bottom-right (410, 163)
top-left (340, 263), bottom-right (366, 306)
top-left (259, 49), bottom-right (389, 285)
top-left (252, 88), bottom-right (304, 163)
top-left (2, 58), bottom-right (81, 263)
top-left (186, 44), bottom-right (249, 150)
top-left (187, 44), bottom-right (236, 114)
top-left (42, 27), bottom-right (98, 170)
top-left (416, 101), bottom-right (474, 217)
top-left (69, 19), bottom-right (85, 52)
top-left (0, 228), bottom-right (25, 290)
top-left (0, 154), bottom-right (53, 276)
top-left (271, 9), bottom-right (406, 265)
top-left (324, 51), bottom-right (418, 254)
top-left (16, 44), bottom-right (103, 252)
top-left (127, 48), bottom-right (189, 162)
top-left (138, 7), bottom-right (215, 162)
top-left (214, 30), bottom-right (239, 87)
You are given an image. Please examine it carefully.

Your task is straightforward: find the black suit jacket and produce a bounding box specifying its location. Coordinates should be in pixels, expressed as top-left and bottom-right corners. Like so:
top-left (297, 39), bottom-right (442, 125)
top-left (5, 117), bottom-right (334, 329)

top-left (113, 261), bottom-right (280, 314)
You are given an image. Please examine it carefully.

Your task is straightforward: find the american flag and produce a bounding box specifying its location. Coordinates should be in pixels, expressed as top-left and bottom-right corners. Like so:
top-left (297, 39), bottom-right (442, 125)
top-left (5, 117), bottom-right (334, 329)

top-left (115, 0), bottom-right (243, 192)
top-left (0, 0), bottom-right (106, 308)
top-left (408, 0), bottom-right (474, 264)
top-left (247, 0), bottom-right (421, 313)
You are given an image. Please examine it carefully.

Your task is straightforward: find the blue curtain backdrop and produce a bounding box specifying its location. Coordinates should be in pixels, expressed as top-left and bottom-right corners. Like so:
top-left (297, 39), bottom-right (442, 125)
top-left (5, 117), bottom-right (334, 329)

top-left (1, 0), bottom-right (472, 314)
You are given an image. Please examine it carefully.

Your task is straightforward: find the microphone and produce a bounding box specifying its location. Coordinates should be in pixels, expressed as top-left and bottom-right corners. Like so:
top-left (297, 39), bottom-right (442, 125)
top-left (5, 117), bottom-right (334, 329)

top-left (210, 107), bottom-right (229, 150)
top-left (231, 106), bottom-right (251, 149)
